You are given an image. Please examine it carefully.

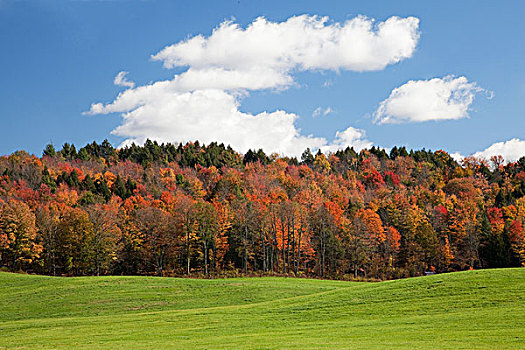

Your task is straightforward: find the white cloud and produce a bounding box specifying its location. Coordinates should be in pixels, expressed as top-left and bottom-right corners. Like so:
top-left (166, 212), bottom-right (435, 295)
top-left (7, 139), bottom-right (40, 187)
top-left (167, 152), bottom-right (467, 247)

top-left (374, 76), bottom-right (488, 124)
top-left (450, 152), bottom-right (464, 164)
top-left (88, 14), bottom-right (419, 156)
top-left (312, 106), bottom-right (334, 118)
top-left (321, 126), bottom-right (373, 154)
top-left (472, 138), bottom-right (525, 163)
top-left (113, 71), bottom-right (135, 89)
top-left (153, 15), bottom-right (420, 75)
top-left (450, 138), bottom-right (525, 165)
top-left (112, 89), bottom-right (327, 157)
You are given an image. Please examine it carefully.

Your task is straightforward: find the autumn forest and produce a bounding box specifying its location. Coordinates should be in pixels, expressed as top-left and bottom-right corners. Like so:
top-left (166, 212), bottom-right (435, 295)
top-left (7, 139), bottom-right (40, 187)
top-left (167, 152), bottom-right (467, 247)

top-left (1, 140), bottom-right (524, 280)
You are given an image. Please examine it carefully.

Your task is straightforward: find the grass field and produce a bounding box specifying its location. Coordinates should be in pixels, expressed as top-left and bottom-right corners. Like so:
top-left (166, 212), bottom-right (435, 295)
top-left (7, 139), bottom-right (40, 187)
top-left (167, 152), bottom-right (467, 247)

top-left (0, 269), bottom-right (524, 349)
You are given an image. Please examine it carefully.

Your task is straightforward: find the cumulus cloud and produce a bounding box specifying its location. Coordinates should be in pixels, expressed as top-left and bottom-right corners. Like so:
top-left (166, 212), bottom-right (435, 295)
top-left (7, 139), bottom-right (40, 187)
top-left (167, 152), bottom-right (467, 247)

top-left (312, 107), bottom-right (334, 118)
top-left (450, 138), bottom-right (525, 165)
top-left (113, 71), bottom-right (135, 89)
top-left (153, 15), bottom-right (419, 78)
top-left (374, 76), bottom-right (488, 124)
top-left (450, 152), bottom-right (464, 164)
top-left (472, 138), bottom-right (525, 163)
top-left (88, 14), bottom-right (420, 156)
top-left (321, 126), bottom-right (373, 154)
top-left (113, 89), bottom-right (328, 156)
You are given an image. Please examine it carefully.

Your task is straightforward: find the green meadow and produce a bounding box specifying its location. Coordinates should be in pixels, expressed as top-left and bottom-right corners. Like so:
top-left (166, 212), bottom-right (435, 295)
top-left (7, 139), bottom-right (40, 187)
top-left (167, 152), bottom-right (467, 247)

top-left (1, 268), bottom-right (524, 349)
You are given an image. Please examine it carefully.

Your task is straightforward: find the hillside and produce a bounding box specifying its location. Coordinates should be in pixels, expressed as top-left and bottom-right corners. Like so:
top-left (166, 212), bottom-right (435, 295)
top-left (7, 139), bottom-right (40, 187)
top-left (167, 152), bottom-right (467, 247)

top-left (1, 268), bottom-right (524, 349)
top-left (2, 142), bottom-right (525, 281)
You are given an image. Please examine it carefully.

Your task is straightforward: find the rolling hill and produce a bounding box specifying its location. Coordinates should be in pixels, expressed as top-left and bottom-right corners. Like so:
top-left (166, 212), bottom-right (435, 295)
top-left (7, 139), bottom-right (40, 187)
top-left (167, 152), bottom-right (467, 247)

top-left (0, 269), bottom-right (524, 349)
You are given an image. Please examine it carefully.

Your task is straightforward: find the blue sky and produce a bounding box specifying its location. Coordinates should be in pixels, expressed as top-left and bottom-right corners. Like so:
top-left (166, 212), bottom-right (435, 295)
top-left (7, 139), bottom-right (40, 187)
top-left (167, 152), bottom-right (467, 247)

top-left (1, 0), bottom-right (524, 160)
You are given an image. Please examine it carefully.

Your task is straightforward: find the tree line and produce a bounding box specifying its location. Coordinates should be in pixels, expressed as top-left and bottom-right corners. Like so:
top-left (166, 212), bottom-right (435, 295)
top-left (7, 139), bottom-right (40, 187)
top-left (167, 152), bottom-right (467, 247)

top-left (0, 140), bottom-right (524, 279)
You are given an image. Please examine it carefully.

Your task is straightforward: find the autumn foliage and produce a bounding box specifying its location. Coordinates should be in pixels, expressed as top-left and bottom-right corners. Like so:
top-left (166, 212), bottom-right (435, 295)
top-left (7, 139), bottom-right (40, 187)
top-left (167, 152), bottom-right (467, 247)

top-left (1, 140), bottom-right (524, 279)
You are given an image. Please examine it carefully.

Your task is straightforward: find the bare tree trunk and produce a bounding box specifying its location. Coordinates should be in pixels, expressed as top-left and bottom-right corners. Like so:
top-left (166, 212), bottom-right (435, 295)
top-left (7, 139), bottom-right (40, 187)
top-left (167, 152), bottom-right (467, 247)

top-left (286, 219), bottom-right (290, 273)
top-left (51, 226), bottom-right (57, 276)
top-left (244, 225), bottom-right (248, 274)
top-left (271, 210), bottom-right (278, 272)
top-left (321, 238), bottom-right (326, 278)
top-left (261, 231), bottom-right (266, 272)
top-left (291, 221), bottom-right (296, 274)
top-left (186, 229), bottom-right (190, 275)
top-left (281, 218), bottom-right (286, 274)
top-left (296, 224), bottom-right (302, 275)
top-left (212, 245), bottom-right (217, 274)
top-left (204, 240), bottom-right (208, 275)
top-left (156, 249), bottom-right (163, 277)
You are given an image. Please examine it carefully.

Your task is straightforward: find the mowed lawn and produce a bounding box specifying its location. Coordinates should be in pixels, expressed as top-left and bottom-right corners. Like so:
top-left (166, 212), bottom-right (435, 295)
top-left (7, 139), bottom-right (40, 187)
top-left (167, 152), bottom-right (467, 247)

top-left (0, 269), bottom-right (524, 349)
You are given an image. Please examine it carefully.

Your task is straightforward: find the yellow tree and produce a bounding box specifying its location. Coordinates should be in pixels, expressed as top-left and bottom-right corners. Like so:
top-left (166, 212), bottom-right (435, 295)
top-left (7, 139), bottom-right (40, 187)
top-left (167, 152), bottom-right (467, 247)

top-left (87, 201), bottom-right (122, 276)
top-left (0, 198), bottom-right (41, 270)
top-left (351, 208), bottom-right (384, 278)
top-left (58, 207), bottom-right (94, 275)
top-left (35, 201), bottom-right (64, 275)
top-left (211, 200), bottom-right (232, 271)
